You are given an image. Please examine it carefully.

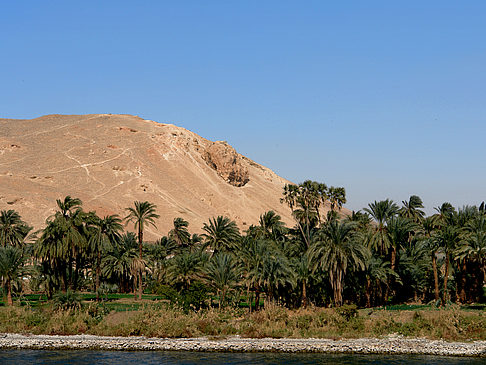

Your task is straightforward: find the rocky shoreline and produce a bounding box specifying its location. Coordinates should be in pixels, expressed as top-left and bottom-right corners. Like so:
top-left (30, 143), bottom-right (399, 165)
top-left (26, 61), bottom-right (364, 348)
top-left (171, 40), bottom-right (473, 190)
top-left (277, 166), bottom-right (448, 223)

top-left (0, 334), bottom-right (485, 356)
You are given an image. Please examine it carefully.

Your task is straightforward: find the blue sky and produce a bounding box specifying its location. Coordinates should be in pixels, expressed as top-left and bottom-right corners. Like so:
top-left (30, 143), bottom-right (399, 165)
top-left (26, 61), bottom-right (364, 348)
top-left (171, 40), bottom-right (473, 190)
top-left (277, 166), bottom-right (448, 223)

top-left (1, 1), bottom-right (485, 214)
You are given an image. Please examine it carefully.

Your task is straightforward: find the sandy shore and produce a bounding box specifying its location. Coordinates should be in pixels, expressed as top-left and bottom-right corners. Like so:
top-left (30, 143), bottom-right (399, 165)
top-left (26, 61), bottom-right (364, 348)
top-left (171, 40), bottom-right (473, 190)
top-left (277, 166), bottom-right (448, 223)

top-left (0, 334), bottom-right (485, 356)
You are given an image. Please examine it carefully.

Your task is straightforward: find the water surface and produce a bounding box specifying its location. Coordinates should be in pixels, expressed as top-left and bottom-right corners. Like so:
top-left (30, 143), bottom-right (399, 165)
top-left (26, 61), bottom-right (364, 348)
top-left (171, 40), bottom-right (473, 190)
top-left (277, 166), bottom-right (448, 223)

top-left (0, 350), bottom-right (484, 365)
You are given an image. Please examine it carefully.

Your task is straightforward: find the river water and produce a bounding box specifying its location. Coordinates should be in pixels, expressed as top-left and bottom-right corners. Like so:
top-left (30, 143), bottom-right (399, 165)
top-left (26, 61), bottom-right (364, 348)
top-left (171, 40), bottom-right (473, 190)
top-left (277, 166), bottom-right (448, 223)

top-left (0, 350), bottom-right (484, 364)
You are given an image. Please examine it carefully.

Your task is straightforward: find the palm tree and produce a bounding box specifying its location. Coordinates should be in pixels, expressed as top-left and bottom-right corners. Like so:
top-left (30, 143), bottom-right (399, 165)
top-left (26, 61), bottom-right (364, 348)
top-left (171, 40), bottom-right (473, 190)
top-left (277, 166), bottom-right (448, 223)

top-left (363, 255), bottom-right (399, 307)
top-left (311, 220), bottom-right (368, 306)
top-left (88, 214), bottom-right (123, 299)
top-left (386, 216), bottom-right (417, 272)
top-left (55, 196), bottom-right (82, 218)
top-left (0, 210), bottom-right (31, 247)
top-left (254, 211), bottom-right (286, 241)
top-left (293, 251), bottom-right (313, 308)
top-left (0, 246), bottom-right (27, 305)
top-left (455, 214), bottom-right (486, 302)
top-left (169, 218), bottom-right (191, 248)
top-left (328, 186), bottom-right (347, 212)
top-left (400, 195), bottom-right (425, 223)
top-left (125, 201), bottom-right (160, 299)
top-left (202, 216), bottom-right (240, 254)
top-left (435, 224), bottom-right (463, 306)
top-left (420, 216), bottom-right (440, 301)
top-left (203, 253), bottom-right (240, 309)
top-left (364, 199), bottom-right (399, 253)
top-left (35, 199), bottom-right (87, 292)
top-left (103, 232), bottom-right (138, 293)
top-left (168, 251), bottom-right (204, 290)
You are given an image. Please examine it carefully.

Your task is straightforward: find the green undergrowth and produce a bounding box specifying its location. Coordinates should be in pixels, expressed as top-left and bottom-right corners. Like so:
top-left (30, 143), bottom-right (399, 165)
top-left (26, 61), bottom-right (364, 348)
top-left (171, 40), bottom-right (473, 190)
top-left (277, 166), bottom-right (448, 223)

top-left (0, 302), bottom-right (485, 341)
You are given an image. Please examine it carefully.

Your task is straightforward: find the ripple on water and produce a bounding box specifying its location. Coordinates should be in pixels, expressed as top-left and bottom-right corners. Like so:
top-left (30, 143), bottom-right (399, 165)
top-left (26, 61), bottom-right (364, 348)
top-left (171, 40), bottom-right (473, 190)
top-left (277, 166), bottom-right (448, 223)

top-left (0, 350), bottom-right (484, 365)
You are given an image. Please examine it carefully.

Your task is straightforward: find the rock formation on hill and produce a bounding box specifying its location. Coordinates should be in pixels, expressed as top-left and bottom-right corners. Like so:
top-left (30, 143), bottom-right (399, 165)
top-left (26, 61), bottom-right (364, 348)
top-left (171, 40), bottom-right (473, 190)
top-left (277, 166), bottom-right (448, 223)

top-left (0, 114), bottom-right (295, 238)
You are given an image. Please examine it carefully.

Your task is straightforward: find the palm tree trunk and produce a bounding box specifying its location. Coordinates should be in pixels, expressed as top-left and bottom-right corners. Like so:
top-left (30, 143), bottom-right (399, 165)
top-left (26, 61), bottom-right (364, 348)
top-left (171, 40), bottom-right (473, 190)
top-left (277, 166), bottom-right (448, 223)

top-left (6, 279), bottom-right (13, 306)
top-left (459, 259), bottom-right (467, 303)
top-left (432, 252), bottom-right (439, 301)
top-left (138, 227), bottom-right (143, 301)
top-left (365, 277), bottom-right (371, 308)
top-left (301, 280), bottom-right (308, 308)
top-left (96, 250), bottom-right (101, 301)
top-left (255, 290), bottom-right (261, 311)
top-left (442, 253), bottom-right (450, 306)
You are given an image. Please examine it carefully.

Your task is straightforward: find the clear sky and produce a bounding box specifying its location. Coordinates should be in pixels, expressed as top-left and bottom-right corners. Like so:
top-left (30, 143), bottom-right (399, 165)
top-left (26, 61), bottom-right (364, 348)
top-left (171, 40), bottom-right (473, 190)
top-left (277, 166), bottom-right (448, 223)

top-left (1, 1), bottom-right (485, 214)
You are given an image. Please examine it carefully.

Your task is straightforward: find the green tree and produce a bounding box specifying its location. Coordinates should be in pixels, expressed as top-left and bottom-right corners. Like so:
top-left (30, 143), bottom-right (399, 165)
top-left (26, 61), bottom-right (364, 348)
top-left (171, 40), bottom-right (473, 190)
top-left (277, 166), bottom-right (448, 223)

top-left (364, 199), bottom-right (399, 253)
top-left (0, 246), bottom-right (27, 305)
top-left (202, 216), bottom-right (240, 254)
top-left (103, 232), bottom-right (138, 293)
top-left (88, 214), bottom-right (123, 300)
top-left (311, 220), bottom-right (367, 306)
top-left (435, 224), bottom-right (463, 306)
top-left (169, 218), bottom-right (191, 248)
top-left (125, 201), bottom-right (160, 300)
top-left (0, 210), bottom-right (31, 247)
top-left (203, 252), bottom-right (240, 309)
top-left (400, 195), bottom-right (425, 223)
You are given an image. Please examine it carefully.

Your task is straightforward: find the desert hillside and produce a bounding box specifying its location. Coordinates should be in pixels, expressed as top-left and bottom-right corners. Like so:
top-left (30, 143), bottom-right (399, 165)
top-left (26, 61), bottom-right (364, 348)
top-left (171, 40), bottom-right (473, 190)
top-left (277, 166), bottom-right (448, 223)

top-left (0, 114), bottom-right (296, 238)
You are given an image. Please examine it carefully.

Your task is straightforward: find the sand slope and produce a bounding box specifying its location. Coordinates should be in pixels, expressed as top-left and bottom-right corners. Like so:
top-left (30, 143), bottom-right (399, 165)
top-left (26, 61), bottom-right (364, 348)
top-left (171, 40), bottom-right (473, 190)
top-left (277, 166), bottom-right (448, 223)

top-left (0, 114), bottom-right (295, 238)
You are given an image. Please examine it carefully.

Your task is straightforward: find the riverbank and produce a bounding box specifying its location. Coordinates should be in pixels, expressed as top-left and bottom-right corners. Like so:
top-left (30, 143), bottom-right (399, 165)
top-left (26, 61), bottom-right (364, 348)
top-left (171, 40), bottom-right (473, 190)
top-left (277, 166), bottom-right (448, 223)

top-left (1, 334), bottom-right (486, 356)
top-left (2, 304), bottom-right (486, 342)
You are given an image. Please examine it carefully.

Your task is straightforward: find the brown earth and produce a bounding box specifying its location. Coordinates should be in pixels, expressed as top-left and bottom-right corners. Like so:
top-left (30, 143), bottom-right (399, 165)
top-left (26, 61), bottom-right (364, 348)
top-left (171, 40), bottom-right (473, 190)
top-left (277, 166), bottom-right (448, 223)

top-left (0, 114), bottom-right (299, 239)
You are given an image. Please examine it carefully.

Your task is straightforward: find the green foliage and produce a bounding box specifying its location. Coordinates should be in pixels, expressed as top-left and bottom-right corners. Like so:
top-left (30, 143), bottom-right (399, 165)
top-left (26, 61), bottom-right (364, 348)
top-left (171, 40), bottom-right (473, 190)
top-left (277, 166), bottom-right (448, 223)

top-left (52, 291), bottom-right (82, 311)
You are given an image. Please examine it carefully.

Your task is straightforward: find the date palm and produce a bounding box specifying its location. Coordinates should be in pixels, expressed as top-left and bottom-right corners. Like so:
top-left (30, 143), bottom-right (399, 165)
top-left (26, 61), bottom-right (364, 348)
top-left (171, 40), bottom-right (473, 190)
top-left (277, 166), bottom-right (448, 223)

top-left (202, 216), bottom-right (240, 254)
top-left (203, 253), bottom-right (240, 309)
top-left (400, 195), bottom-right (425, 223)
top-left (364, 199), bottom-right (399, 253)
top-left (103, 232), bottom-right (138, 293)
top-left (311, 220), bottom-right (368, 306)
top-left (435, 224), bottom-right (463, 306)
top-left (0, 246), bottom-right (27, 305)
top-left (0, 210), bottom-right (31, 247)
top-left (169, 218), bottom-right (191, 248)
top-left (88, 214), bottom-right (123, 299)
top-left (125, 201), bottom-right (159, 299)
top-left (420, 216), bottom-right (440, 301)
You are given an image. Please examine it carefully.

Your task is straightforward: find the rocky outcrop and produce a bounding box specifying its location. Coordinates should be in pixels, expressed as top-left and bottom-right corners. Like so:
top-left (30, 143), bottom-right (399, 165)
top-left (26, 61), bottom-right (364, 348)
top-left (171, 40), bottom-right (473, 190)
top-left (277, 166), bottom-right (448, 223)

top-left (203, 141), bottom-right (249, 187)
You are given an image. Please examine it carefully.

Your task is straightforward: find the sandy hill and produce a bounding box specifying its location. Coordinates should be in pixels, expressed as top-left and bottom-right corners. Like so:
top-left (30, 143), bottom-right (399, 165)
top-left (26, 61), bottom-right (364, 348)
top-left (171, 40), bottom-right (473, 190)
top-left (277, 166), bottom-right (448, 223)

top-left (0, 114), bottom-right (297, 238)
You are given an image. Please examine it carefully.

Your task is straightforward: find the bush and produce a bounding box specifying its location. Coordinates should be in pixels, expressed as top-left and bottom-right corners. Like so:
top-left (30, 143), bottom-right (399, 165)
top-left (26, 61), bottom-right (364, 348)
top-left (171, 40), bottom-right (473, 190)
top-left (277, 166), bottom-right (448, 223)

top-left (336, 304), bottom-right (358, 321)
top-left (52, 291), bottom-right (82, 311)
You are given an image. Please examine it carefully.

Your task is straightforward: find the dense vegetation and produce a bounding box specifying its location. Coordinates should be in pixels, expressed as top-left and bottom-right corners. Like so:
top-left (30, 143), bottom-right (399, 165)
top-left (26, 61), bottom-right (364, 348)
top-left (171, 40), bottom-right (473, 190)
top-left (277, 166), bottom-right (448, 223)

top-left (1, 181), bottom-right (485, 313)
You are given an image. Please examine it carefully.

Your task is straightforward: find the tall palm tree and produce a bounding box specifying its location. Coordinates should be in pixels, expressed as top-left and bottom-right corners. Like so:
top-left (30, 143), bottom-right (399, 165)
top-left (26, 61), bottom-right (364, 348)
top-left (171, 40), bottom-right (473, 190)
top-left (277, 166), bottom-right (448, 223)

top-left (36, 199), bottom-right (87, 292)
top-left (203, 252), bottom-right (240, 309)
top-left (293, 251), bottom-right (313, 308)
top-left (202, 216), bottom-right (240, 254)
top-left (364, 199), bottom-right (399, 253)
top-left (435, 224), bottom-right (463, 306)
top-left (0, 210), bottom-right (31, 247)
top-left (125, 201), bottom-right (159, 299)
top-left (0, 246), bottom-right (27, 305)
top-left (328, 186), bottom-right (347, 212)
top-left (255, 211), bottom-right (286, 241)
top-left (88, 214), bottom-right (123, 299)
top-left (55, 196), bottom-right (82, 218)
top-left (420, 216), bottom-right (440, 301)
top-left (455, 214), bottom-right (486, 302)
top-left (400, 195), bottom-right (425, 223)
top-left (103, 232), bottom-right (138, 293)
top-left (386, 216), bottom-right (417, 271)
top-left (311, 220), bottom-right (368, 306)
